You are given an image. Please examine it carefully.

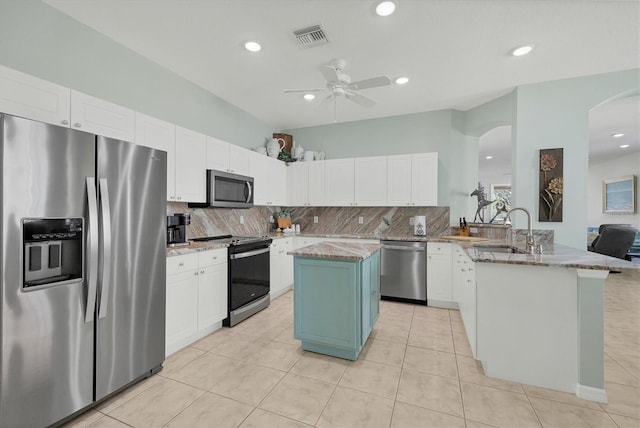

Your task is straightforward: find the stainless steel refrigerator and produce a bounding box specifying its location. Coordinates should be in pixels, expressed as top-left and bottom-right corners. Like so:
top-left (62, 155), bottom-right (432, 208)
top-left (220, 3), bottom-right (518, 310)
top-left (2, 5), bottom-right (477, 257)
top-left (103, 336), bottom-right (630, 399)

top-left (0, 114), bottom-right (167, 427)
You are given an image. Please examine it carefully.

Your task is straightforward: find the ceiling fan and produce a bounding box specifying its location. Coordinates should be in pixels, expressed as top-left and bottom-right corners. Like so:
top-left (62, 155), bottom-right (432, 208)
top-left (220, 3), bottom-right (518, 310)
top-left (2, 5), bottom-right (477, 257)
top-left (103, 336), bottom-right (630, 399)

top-left (284, 59), bottom-right (391, 108)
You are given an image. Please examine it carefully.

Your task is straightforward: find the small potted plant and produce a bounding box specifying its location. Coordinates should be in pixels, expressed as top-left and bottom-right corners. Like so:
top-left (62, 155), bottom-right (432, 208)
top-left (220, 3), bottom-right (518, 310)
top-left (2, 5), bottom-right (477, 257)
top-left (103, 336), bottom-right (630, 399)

top-left (276, 211), bottom-right (292, 230)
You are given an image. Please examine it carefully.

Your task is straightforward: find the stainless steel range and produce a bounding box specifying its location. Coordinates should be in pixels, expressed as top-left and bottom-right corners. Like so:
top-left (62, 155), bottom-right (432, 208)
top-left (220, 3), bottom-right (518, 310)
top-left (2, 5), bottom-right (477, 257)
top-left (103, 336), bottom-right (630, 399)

top-left (190, 235), bottom-right (272, 326)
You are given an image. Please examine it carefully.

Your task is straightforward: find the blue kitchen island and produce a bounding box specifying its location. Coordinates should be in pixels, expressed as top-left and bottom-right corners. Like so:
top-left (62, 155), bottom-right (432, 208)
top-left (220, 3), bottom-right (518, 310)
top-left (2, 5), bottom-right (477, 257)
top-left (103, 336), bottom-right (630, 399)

top-left (288, 241), bottom-right (381, 360)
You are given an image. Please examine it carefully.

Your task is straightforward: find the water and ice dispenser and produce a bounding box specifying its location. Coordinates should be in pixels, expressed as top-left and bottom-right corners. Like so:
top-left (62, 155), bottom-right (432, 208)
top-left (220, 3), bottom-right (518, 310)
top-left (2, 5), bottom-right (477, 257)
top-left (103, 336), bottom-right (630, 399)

top-left (22, 218), bottom-right (84, 289)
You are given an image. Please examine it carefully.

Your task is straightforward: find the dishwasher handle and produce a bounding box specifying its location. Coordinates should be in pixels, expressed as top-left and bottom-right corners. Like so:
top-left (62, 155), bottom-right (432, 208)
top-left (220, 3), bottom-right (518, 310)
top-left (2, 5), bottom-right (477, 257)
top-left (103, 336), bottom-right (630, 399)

top-left (381, 244), bottom-right (425, 252)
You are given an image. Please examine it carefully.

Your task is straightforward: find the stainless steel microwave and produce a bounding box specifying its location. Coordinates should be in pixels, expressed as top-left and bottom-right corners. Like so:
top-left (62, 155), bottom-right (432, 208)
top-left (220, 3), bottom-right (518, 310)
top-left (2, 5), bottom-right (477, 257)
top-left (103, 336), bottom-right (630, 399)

top-left (190, 169), bottom-right (254, 208)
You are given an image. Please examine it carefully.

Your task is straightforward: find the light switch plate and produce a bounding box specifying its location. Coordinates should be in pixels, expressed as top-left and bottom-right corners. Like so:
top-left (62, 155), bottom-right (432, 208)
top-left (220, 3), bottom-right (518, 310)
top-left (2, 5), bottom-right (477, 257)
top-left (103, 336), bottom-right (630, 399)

top-left (409, 217), bottom-right (415, 225)
top-left (358, 216), bottom-right (364, 224)
top-left (240, 215), bottom-right (244, 224)
top-left (470, 227), bottom-right (478, 233)
top-left (313, 216), bottom-right (318, 223)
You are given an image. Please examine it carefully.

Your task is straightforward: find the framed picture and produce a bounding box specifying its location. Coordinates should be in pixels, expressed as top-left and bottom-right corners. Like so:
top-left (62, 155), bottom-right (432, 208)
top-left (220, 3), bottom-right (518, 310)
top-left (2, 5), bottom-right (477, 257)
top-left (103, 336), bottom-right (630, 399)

top-left (603, 175), bottom-right (636, 214)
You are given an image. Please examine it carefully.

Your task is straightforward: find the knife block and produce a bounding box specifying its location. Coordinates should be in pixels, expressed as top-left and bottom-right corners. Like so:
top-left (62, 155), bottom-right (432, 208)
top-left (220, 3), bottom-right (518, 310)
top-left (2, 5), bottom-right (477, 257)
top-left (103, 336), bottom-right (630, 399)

top-left (459, 228), bottom-right (469, 237)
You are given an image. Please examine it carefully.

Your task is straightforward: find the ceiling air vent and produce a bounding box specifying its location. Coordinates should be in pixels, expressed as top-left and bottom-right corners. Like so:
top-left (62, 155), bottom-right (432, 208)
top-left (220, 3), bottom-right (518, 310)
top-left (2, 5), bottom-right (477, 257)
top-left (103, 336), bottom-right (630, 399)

top-left (293, 24), bottom-right (329, 48)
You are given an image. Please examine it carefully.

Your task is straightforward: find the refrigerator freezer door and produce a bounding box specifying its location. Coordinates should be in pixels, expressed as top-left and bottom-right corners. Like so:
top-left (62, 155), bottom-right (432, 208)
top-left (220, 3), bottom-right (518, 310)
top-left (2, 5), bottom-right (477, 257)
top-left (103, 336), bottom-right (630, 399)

top-left (1, 115), bottom-right (95, 427)
top-left (95, 137), bottom-right (166, 400)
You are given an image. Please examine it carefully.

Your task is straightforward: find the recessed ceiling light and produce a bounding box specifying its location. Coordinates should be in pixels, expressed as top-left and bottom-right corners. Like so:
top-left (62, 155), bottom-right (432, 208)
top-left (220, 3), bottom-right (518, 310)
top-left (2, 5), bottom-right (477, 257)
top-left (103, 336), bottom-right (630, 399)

top-left (511, 44), bottom-right (534, 56)
top-left (244, 41), bottom-right (262, 52)
top-left (485, 155), bottom-right (493, 159)
top-left (376, 1), bottom-right (396, 16)
top-left (303, 94), bottom-right (315, 101)
top-left (612, 133), bottom-right (625, 138)
top-left (395, 77), bottom-right (409, 85)
top-left (620, 144), bottom-right (630, 148)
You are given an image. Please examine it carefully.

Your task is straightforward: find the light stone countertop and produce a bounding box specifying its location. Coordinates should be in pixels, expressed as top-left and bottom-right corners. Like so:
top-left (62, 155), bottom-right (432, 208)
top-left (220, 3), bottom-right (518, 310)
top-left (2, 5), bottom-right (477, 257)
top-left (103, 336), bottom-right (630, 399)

top-left (166, 241), bottom-right (228, 257)
top-left (288, 241), bottom-right (381, 261)
top-left (165, 233), bottom-right (637, 271)
top-left (445, 240), bottom-right (638, 271)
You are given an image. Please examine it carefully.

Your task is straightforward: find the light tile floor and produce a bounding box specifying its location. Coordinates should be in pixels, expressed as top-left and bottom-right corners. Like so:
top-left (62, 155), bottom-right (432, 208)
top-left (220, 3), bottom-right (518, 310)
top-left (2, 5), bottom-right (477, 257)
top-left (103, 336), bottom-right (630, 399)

top-left (66, 269), bottom-right (640, 428)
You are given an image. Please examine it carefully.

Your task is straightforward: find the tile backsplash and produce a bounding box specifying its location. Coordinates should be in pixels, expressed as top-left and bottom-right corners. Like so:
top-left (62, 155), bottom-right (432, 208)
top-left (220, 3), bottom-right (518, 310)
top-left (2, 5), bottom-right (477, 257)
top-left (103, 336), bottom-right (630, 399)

top-left (167, 203), bottom-right (450, 238)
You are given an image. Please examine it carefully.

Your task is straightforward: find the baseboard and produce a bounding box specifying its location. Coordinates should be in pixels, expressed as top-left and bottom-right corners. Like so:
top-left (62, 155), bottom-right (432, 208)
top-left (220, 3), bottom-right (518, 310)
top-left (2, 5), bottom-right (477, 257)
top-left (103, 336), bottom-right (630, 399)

top-left (428, 299), bottom-right (459, 310)
top-left (576, 383), bottom-right (608, 403)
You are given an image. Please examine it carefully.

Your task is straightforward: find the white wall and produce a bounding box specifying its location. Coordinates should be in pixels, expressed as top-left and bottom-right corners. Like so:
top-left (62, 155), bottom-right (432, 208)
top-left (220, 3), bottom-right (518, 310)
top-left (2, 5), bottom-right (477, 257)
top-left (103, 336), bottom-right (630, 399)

top-left (588, 153), bottom-right (640, 228)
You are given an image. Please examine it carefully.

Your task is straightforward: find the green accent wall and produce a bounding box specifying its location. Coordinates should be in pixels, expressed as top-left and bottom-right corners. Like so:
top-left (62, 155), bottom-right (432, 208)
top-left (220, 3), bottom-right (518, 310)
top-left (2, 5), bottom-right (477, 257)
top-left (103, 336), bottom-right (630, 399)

top-left (0, 0), bottom-right (273, 148)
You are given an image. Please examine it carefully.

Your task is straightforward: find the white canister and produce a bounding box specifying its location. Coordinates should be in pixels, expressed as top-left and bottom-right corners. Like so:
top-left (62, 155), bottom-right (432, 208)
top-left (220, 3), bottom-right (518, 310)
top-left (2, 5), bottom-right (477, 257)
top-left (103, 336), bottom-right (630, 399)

top-left (414, 215), bottom-right (426, 236)
top-left (303, 151), bottom-right (316, 161)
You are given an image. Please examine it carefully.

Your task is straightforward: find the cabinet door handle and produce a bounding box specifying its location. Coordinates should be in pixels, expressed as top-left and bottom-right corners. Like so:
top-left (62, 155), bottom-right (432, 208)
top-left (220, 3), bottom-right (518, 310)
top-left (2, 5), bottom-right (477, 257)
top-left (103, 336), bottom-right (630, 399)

top-left (200, 270), bottom-right (205, 274)
top-left (178, 262), bottom-right (184, 267)
top-left (74, 123), bottom-right (82, 128)
top-left (212, 256), bottom-right (217, 260)
top-left (194, 272), bottom-right (199, 276)
top-left (61, 119), bottom-right (69, 125)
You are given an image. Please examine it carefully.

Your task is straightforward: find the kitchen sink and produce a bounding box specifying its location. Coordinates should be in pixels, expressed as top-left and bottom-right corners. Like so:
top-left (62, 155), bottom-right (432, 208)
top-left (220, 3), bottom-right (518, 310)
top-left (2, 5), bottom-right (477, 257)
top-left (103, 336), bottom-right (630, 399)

top-left (473, 245), bottom-right (527, 254)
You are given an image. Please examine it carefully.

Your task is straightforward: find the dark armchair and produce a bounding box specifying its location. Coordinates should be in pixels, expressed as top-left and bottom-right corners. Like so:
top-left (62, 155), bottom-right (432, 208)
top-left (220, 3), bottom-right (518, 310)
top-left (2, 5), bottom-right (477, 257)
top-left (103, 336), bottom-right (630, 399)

top-left (588, 224), bottom-right (638, 259)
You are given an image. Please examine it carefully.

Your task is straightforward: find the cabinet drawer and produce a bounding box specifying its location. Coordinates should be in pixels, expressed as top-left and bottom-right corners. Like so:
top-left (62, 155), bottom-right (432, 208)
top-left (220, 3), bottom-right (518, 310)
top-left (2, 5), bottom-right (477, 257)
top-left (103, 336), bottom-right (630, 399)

top-left (198, 248), bottom-right (227, 268)
top-left (427, 242), bottom-right (452, 255)
top-left (272, 237), bottom-right (293, 254)
top-left (167, 253), bottom-right (198, 275)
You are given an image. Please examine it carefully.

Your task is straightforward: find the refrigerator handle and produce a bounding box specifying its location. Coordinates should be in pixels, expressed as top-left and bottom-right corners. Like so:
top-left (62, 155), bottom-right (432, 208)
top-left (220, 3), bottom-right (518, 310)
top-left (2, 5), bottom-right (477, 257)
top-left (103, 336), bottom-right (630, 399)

top-left (98, 178), bottom-right (112, 319)
top-left (85, 177), bottom-right (99, 323)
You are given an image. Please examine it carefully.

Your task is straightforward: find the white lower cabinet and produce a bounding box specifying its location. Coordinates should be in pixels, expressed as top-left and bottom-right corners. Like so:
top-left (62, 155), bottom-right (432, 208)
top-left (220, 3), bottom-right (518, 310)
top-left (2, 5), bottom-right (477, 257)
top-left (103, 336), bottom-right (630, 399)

top-left (454, 245), bottom-right (476, 357)
top-left (166, 248), bottom-right (228, 356)
top-left (270, 237), bottom-right (294, 297)
top-left (426, 242), bottom-right (454, 307)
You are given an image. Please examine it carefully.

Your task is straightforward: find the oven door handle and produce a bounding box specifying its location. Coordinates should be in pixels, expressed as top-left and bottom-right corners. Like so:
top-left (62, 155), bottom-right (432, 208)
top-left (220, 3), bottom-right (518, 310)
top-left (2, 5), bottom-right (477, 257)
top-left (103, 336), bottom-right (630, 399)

top-left (230, 247), bottom-right (270, 259)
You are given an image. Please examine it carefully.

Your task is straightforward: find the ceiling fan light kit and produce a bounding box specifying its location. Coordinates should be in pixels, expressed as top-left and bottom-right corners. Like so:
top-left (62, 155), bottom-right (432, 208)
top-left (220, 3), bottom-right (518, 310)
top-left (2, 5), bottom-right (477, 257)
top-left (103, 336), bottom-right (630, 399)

top-left (284, 58), bottom-right (392, 119)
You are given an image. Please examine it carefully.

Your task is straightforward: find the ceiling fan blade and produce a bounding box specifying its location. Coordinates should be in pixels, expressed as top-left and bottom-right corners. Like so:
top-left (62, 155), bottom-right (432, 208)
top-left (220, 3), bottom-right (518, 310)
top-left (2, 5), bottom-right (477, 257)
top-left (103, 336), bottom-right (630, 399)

top-left (345, 91), bottom-right (376, 107)
top-left (284, 88), bottom-right (326, 93)
top-left (347, 75), bottom-right (391, 90)
top-left (319, 65), bottom-right (341, 83)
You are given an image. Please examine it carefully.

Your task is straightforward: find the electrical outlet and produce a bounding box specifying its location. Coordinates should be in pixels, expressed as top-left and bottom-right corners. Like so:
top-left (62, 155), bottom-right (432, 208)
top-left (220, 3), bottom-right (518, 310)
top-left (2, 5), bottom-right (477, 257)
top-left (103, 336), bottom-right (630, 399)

top-left (409, 217), bottom-right (415, 225)
top-left (313, 216), bottom-right (319, 223)
top-left (470, 227), bottom-right (478, 233)
top-left (358, 216), bottom-right (364, 224)
top-left (240, 215), bottom-right (244, 224)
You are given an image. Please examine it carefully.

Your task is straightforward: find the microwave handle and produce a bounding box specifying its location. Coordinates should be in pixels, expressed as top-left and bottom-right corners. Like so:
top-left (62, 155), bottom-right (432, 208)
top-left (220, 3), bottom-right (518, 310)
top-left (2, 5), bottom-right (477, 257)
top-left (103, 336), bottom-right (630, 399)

top-left (245, 181), bottom-right (253, 203)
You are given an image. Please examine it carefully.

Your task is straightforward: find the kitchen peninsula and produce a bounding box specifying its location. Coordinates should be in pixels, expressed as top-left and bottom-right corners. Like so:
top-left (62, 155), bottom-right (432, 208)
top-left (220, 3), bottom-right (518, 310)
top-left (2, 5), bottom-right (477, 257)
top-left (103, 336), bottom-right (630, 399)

top-left (289, 241), bottom-right (381, 360)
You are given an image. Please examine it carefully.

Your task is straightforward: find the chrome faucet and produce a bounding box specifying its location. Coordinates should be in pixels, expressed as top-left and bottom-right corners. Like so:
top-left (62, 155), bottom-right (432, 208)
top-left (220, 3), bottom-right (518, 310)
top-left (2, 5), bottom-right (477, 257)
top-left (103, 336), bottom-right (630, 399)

top-left (505, 207), bottom-right (536, 254)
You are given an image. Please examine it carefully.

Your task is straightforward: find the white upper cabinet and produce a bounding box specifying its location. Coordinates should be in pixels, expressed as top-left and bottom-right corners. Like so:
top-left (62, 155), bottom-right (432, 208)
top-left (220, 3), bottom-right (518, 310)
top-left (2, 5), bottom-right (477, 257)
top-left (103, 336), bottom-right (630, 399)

top-left (0, 66), bottom-right (71, 127)
top-left (307, 161), bottom-right (326, 206)
top-left (387, 155), bottom-right (413, 206)
top-left (249, 151), bottom-right (286, 206)
top-left (412, 152), bottom-right (438, 206)
top-left (287, 161), bottom-right (326, 206)
top-left (288, 162), bottom-right (308, 206)
top-left (175, 126), bottom-right (206, 203)
top-left (387, 153), bottom-right (438, 206)
top-left (134, 113), bottom-right (177, 201)
top-left (325, 158), bottom-right (355, 206)
top-left (354, 156), bottom-right (387, 206)
top-left (70, 90), bottom-right (135, 142)
top-left (206, 136), bottom-right (249, 176)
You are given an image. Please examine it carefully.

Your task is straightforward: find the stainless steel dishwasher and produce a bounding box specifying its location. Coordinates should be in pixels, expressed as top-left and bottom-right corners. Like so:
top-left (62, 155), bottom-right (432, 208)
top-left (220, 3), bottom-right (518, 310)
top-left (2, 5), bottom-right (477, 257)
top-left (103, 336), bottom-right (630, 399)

top-left (380, 240), bottom-right (427, 304)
